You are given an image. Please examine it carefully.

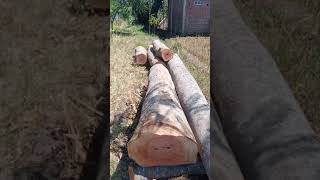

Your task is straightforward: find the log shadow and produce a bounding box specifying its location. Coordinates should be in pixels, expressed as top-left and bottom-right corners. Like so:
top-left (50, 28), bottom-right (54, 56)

top-left (79, 79), bottom-right (109, 180)
top-left (110, 90), bottom-right (146, 180)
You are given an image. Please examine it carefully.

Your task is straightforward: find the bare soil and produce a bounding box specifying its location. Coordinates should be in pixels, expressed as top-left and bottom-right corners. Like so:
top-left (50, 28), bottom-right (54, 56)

top-left (0, 0), bottom-right (108, 179)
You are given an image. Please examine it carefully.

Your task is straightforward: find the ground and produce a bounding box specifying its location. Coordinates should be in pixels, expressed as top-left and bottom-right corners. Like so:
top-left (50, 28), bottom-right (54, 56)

top-left (110, 21), bottom-right (209, 179)
top-left (0, 1), bottom-right (107, 179)
top-left (234, 0), bottom-right (320, 134)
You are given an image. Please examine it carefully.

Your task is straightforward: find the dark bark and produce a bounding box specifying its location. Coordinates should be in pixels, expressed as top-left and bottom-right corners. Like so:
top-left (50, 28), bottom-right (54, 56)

top-left (167, 54), bottom-right (213, 180)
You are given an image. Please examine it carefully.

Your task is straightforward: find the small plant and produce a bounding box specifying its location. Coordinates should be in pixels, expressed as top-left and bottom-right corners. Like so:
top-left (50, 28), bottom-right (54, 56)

top-left (149, 14), bottom-right (161, 34)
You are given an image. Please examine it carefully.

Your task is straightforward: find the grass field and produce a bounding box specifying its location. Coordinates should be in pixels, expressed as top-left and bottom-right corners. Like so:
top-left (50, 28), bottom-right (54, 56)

top-left (110, 21), bottom-right (210, 179)
top-left (234, 0), bottom-right (320, 134)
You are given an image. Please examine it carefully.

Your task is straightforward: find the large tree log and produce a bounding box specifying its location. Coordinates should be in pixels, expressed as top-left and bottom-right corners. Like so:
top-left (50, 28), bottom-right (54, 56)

top-left (152, 39), bottom-right (173, 61)
top-left (128, 162), bottom-right (206, 180)
top-left (212, 0), bottom-right (320, 180)
top-left (134, 46), bottom-right (148, 65)
top-left (127, 63), bottom-right (199, 167)
top-left (147, 45), bottom-right (164, 66)
top-left (167, 54), bottom-right (211, 179)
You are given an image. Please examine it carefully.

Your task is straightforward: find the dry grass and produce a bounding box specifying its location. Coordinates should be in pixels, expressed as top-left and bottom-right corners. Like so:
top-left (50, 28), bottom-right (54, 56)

top-left (110, 22), bottom-right (157, 179)
top-left (234, 0), bottom-right (320, 133)
top-left (165, 37), bottom-right (210, 100)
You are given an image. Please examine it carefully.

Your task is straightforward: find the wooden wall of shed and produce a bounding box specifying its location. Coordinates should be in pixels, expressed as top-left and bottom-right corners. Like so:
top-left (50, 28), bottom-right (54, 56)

top-left (168, 0), bottom-right (184, 34)
top-left (185, 0), bottom-right (210, 34)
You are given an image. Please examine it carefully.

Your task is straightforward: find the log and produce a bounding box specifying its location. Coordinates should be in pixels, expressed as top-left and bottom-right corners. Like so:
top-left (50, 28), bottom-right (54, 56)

top-left (213, 0), bottom-right (320, 180)
top-left (134, 46), bottom-right (148, 65)
top-left (147, 45), bottom-right (164, 66)
top-left (152, 39), bottom-right (173, 61)
top-left (128, 162), bottom-right (206, 180)
top-left (127, 63), bottom-right (199, 167)
top-left (167, 54), bottom-right (211, 179)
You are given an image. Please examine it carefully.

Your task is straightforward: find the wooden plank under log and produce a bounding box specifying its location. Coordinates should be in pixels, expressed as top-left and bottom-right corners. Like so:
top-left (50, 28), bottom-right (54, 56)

top-left (167, 54), bottom-right (212, 179)
top-left (152, 39), bottom-right (173, 61)
top-left (127, 61), bottom-right (199, 167)
top-left (128, 162), bottom-right (206, 180)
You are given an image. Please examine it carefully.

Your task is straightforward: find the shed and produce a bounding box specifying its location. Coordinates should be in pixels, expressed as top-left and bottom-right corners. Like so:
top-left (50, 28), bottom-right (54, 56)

top-left (168, 0), bottom-right (210, 35)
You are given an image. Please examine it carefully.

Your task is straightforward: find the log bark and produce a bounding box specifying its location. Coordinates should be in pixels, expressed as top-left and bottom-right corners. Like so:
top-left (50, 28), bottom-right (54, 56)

top-left (167, 54), bottom-right (211, 179)
top-left (134, 46), bottom-right (148, 65)
top-left (213, 0), bottom-right (320, 180)
top-left (147, 45), bottom-right (164, 66)
top-left (127, 63), bottom-right (199, 167)
top-left (152, 39), bottom-right (173, 61)
top-left (128, 162), bottom-right (206, 180)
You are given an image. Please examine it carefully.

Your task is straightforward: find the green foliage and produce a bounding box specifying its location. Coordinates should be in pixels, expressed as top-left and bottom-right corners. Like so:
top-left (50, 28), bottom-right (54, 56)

top-left (111, 0), bottom-right (168, 31)
top-left (129, 0), bottom-right (153, 23)
top-left (149, 14), bottom-right (161, 27)
top-left (111, 0), bottom-right (133, 26)
top-left (112, 20), bottom-right (144, 35)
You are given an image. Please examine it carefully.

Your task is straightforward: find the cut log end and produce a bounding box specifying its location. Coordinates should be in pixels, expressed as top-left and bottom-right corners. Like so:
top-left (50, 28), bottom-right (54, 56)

top-left (134, 46), bottom-right (148, 65)
top-left (152, 40), bottom-right (173, 61)
top-left (128, 124), bottom-right (198, 167)
top-left (134, 54), bottom-right (147, 65)
top-left (161, 49), bottom-right (174, 61)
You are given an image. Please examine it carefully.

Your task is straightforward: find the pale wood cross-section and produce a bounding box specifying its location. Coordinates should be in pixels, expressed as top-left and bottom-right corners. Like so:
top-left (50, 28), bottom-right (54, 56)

top-left (133, 46), bottom-right (148, 65)
top-left (152, 39), bottom-right (173, 61)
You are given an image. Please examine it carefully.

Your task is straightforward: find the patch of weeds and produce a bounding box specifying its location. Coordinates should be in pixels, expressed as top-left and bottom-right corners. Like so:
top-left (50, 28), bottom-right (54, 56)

top-left (171, 42), bottom-right (182, 54)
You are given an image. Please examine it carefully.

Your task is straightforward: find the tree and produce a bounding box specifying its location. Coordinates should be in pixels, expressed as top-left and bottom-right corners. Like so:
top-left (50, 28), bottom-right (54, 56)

top-left (111, 0), bottom-right (132, 29)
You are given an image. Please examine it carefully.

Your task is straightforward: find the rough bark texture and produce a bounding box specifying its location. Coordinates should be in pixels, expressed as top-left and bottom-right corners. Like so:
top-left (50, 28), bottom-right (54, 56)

top-left (210, 100), bottom-right (245, 180)
top-left (167, 54), bottom-right (211, 179)
top-left (134, 46), bottom-right (148, 65)
top-left (152, 39), bottom-right (173, 61)
top-left (127, 63), bottom-right (199, 167)
top-left (128, 162), bottom-right (206, 179)
top-left (212, 0), bottom-right (320, 180)
top-left (147, 45), bottom-right (164, 66)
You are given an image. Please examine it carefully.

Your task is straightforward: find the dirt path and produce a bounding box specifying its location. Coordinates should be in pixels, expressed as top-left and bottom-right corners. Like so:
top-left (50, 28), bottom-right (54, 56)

top-left (0, 1), bottom-right (107, 179)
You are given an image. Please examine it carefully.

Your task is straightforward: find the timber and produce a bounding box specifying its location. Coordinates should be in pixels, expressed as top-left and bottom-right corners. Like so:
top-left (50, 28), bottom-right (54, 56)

top-left (134, 46), bottom-right (148, 65)
top-left (213, 0), bottom-right (320, 180)
top-left (167, 54), bottom-right (211, 179)
top-left (152, 39), bottom-right (173, 61)
top-left (128, 162), bottom-right (206, 180)
top-left (147, 45), bottom-right (164, 66)
top-left (127, 62), bottom-right (199, 167)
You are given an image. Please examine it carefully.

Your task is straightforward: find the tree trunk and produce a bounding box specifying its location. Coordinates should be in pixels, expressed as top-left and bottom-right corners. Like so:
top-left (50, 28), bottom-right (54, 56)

top-left (213, 0), bottom-right (320, 180)
top-left (147, 45), bottom-right (164, 66)
top-left (134, 46), bottom-right (148, 65)
top-left (128, 162), bottom-right (206, 180)
top-left (167, 54), bottom-right (211, 179)
top-left (127, 63), bottom-right (199, 167)
top-left (152, 39), bottom-right (173, 61)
